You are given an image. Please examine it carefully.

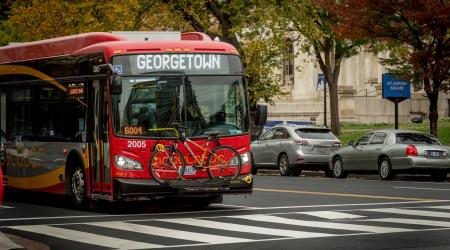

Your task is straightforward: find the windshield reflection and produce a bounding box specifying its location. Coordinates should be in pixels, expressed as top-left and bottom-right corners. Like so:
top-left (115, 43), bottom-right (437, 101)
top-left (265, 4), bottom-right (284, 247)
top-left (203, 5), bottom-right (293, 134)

top-left (111, 75), bottom-right (249, 137)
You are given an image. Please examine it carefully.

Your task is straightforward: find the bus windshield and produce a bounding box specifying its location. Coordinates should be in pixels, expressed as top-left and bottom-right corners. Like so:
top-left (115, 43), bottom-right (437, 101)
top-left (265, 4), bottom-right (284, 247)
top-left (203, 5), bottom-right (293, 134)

top-left (111, 75), bottom-right (249, 137)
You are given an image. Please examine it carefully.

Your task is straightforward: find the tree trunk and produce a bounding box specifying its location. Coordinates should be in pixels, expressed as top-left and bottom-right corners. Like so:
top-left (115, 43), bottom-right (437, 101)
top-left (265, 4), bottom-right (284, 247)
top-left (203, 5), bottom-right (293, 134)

top-left (327, 76), bottom-right (341, 135)
top-left (427, 91), bottom-right (439, 137)
top-left (315, 42), bottom-right (342, 136)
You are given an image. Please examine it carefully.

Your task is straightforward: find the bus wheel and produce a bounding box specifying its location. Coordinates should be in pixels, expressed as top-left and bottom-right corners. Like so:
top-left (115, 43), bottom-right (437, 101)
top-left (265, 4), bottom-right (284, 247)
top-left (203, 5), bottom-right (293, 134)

top-left (70, 166), bottom-right (87, 208)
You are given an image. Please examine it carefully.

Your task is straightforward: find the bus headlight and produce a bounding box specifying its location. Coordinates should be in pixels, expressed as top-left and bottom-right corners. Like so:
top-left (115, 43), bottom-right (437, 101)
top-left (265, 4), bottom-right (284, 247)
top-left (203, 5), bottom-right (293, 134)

top-left (114, 155), bottom-right (143, 170)
top-left (240, 152), bottom-right (250, 165)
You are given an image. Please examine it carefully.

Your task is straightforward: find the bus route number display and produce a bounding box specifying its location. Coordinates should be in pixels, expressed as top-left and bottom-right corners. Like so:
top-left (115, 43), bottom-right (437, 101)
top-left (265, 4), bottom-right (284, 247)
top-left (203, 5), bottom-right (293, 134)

top-left (124, 126), bottom-right (143, 135)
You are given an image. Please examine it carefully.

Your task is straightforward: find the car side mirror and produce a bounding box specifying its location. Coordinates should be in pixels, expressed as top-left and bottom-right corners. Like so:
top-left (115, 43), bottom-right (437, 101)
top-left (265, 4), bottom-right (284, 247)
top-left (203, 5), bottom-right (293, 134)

top-left (348, 140), bottom-right (355, 146)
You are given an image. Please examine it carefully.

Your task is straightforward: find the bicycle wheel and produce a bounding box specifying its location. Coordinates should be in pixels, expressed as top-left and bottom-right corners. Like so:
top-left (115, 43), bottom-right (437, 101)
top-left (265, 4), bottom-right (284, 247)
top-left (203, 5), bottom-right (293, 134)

top-left (149, 146), bottom-right (186, 184)
top-left (206, 145), bottom-right (242, 179)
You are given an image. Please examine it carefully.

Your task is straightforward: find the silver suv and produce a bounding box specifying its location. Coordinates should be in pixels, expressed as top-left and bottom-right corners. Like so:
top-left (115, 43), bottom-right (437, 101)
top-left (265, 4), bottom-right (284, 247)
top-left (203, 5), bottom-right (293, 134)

top-left (251, 125), bottom-right (341, 176)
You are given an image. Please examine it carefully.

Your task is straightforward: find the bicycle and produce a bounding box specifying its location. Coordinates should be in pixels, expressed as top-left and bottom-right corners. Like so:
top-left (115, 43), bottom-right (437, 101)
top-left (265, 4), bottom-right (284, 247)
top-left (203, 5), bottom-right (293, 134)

top-left (149, 123), bottom-right (242, 185)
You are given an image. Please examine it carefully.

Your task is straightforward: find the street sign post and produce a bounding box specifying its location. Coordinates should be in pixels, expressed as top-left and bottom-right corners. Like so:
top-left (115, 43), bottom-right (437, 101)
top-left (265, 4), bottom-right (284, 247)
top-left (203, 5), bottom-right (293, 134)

top-left (382, 73), bottom-right (411, 129)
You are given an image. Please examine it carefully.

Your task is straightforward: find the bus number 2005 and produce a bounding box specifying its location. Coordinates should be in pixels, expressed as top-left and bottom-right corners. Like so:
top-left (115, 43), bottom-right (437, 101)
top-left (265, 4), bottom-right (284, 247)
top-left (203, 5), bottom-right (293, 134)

top-left (127, 141), bottom-right (146, 148)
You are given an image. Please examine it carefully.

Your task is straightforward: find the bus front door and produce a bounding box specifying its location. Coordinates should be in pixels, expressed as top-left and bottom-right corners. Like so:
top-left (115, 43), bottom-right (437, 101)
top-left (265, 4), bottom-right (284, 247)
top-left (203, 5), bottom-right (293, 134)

top-left (88, 80), bottom-right (110, 197)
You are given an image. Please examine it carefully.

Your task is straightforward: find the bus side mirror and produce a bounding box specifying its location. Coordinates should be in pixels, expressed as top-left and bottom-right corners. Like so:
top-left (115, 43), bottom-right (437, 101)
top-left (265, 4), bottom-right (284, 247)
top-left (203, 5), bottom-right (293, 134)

top-left (255, 104), bottom-right (267, 126)
top-left (110, 75), bottom-right (122, 95)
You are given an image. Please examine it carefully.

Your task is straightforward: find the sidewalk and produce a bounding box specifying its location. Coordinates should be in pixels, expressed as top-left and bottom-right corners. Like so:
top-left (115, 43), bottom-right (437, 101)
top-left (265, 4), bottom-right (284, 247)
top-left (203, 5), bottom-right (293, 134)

top-left (0, 231), bottom-right (49, 250)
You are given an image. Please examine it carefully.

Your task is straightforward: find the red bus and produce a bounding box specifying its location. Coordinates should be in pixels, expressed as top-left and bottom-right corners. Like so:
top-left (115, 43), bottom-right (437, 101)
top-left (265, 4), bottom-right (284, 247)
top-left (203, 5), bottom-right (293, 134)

top-left (0, 32), bottom-right (266, 208)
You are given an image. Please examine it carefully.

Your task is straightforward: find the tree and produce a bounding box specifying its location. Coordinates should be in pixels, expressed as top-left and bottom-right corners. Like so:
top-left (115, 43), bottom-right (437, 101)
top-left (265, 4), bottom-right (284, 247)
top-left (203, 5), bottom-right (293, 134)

top-left (273, 0), bottom-right (366, 135)
top-left (0, 0), bottom-right (16, 45)
top-left (159, 0), bottom-right (286, 109)
top-left (321, 0), bottom-right (450, 136)
top-left (5, 0), bottom-right (286, 112)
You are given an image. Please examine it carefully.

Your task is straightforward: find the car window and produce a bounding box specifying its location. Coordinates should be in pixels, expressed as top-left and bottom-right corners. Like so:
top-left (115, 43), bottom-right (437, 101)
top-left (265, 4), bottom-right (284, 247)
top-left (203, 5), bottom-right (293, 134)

top-left (283, 129), bottom-right (291, 139)
top-left (273, 128), bottom-right (290, 140)
top-left (259, 128), bottom-right (276, 140)
top-left (396, 133), bottom-right (440, 145)
top-left (370, 133), bottom-right (387, 145)
top-left (295, 128), bottom-right (337, 140)
top-left (356, 132), bottom-right (374, 146)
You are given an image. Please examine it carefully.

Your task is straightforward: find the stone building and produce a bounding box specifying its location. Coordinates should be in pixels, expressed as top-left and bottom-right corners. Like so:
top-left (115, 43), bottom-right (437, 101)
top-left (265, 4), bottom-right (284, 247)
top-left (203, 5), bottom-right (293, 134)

top-left (265, 46), bottom-right (450, 126)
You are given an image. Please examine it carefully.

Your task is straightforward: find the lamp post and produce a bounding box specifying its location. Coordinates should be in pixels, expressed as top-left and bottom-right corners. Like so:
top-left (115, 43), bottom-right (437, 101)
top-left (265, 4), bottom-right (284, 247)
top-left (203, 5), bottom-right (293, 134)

top-left (324, 80), bottom-right (327, 127)
top-left (318, 74), bottom-right (327, 127)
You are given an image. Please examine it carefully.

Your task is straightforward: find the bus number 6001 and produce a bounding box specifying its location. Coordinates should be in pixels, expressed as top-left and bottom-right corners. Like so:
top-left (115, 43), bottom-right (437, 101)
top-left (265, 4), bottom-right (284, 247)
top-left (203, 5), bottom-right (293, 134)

top-left (127, 141), bottom-right (146, 148)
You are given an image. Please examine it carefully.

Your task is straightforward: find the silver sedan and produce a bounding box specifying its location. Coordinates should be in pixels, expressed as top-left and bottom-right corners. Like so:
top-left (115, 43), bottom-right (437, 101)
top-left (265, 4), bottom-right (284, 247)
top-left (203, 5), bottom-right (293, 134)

top-left (329, 129), bottom-right (450, 181)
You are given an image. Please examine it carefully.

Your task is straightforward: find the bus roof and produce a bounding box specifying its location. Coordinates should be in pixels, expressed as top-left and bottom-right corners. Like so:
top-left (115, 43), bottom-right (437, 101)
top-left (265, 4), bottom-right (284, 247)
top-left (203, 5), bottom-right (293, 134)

top-left (0, 32), bottom-right (238, 63)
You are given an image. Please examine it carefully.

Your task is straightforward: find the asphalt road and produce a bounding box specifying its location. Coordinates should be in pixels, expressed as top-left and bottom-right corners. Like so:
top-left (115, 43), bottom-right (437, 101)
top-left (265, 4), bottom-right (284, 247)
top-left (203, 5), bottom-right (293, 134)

top-left (1, 173), bottom-right (450, 250)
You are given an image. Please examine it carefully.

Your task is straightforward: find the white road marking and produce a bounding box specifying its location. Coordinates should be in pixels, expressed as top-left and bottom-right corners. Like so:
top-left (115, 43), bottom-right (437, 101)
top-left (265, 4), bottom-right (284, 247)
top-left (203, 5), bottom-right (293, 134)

top-left (0, 231), bottom-right (22, 249)
top-left (230, 214), bottom-right (412, 233)
top-left (297, 211), bottom-right (366, 219)
top-left (88, 221), bottom-right (252, 244)
top-left (213, 204), bottom-right (258, 209)
top-left (365, 208), bottom-right (450, 219)
top-left (394, 186), bottom-right (450, 191)
top-left (1, 200), bottom-right (448, 223)
top-left (9, 225), bottom-right (162, 249)
top-left (0, 205), bottom-right (13, 209)
top-left (365, 218), bottom-right (450, 228)
top-left (158, 218), bottom-right (335, 238)
top-left (426, 205), bottom-right (450, 210)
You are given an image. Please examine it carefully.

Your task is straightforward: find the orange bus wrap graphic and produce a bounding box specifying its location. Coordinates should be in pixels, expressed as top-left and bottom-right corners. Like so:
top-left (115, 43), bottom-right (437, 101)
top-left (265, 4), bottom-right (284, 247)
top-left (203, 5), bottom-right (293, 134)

top-left (0, 65), bottom-right (67, 92)
top-left (7, 166), bottom-right (65, 190)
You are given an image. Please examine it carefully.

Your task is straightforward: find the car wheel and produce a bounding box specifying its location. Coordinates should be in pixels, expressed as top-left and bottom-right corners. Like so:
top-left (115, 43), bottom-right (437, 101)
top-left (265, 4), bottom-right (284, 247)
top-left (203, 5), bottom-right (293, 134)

top-left (291, 168), bottom-right (302, 177)
top-left (431, 171), bottom-right (448, 182)
top-left (278, 154), bottom-right (292, 176)
top-left (378, 156), bottom-right (395, 180)
top-left (332, 157), bottom-right (347, 179)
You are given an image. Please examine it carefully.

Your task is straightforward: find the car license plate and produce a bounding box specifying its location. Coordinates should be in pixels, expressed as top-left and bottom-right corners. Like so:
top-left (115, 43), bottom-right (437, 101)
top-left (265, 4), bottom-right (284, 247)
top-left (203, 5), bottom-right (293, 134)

top-left (428, 151), bottom-right (441, 158)
top-left (183, 166), bottom-right (197, 175)
top-left (316, 147), bottom-right (329, 154)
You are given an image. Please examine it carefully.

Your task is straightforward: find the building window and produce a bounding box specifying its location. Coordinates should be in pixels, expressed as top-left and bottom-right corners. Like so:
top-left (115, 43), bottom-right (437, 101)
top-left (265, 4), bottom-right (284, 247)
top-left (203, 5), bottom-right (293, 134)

top-left (283, 39), bottom-right (294, 86)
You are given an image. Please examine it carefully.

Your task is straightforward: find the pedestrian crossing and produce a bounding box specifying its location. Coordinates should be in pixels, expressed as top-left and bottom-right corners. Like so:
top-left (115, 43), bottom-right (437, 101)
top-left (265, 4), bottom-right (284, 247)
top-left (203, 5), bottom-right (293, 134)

top-left (6, 205), bottom-right (450, 249)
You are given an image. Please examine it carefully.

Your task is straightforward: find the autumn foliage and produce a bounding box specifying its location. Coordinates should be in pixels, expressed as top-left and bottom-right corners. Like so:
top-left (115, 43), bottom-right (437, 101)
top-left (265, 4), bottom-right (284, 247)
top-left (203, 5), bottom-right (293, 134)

top-left (316, 0), bottom-right (450, 136)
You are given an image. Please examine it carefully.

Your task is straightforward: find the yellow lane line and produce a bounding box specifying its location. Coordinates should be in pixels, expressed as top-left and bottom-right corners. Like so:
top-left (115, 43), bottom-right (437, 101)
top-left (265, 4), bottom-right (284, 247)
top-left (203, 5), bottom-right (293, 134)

top-left (254, 188), bottom-right (437, 201)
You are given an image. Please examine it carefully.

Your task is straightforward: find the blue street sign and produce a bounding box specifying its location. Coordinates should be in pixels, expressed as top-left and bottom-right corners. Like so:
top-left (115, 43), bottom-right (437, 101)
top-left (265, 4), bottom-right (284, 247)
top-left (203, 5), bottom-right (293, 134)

top-left (317, 73), bottom-right (326, 91)
top-left (382, 73), bottom-right (410, 99)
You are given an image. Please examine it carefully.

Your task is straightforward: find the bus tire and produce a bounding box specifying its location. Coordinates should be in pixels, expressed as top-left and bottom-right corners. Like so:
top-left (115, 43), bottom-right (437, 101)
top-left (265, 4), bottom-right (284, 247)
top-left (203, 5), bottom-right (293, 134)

top-left (70, 165), bottom-right (88, 208)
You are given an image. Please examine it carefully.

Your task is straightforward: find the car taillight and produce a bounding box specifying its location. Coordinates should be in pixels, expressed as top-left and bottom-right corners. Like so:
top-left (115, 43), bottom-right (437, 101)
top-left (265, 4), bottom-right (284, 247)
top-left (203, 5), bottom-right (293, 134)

top-left (295, 140), bottom-right (311, 147)
top-left (406, 144), bottom-right (418, 156)
top-left (334, 141), bottom-right (342, 147)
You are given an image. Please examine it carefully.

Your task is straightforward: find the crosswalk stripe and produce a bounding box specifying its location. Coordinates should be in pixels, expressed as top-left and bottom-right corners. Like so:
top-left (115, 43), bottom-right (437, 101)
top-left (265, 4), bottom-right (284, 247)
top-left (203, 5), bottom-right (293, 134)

top-left (365, 208), bottom-right (450, 219)
top-left (9, 225), bottom-right (162, 249)
top-left (296, 211), bottom-right (365, 219)
top-left (158, 218), bottom-right (335, 238)
top-left (230, 214), bottom-right (413, 233)
top-left (426, 205), bottom-right (450, 210)
top-left (88, 221), bottom-right (252, 244)
top-left (365, 218), bottom-right (450, 228)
